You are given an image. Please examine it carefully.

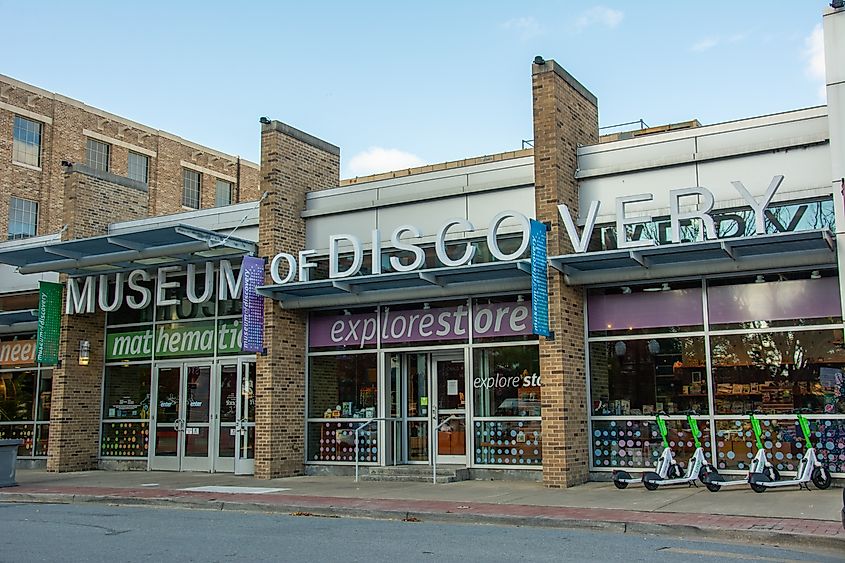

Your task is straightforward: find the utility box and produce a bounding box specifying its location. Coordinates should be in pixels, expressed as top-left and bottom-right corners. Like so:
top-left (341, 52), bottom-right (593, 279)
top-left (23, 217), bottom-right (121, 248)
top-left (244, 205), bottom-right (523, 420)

top-left (0, 439), bottom-right (23, 487)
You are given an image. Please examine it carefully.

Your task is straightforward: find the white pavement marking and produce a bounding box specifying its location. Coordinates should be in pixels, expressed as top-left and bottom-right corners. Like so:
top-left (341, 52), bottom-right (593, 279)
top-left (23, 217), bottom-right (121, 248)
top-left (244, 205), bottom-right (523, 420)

top-left (140, 483), bottom-right (159, 487)
top-left (181, 486), bottom-right (290, 494)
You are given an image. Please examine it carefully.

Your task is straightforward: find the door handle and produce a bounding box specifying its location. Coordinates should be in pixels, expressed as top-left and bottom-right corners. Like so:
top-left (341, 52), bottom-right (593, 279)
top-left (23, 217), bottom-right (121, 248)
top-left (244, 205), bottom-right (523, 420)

top-left (173, 418), bottom-right (181, 432)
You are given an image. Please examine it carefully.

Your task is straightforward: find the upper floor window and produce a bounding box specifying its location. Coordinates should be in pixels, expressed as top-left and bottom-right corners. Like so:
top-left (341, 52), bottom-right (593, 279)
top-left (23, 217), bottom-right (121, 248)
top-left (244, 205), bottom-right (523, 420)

top-left (13, 116), bottom-right (42, 167)
top-left (127, 151), bottom-right (149, 183)
top-left (8, 196), bottom-right (38, 240)
top-left (86, 138), bottom-right (110, 171)
top-left (182, 168), bottom-right (201, 209)
top-left (215, 179), bottom-right (232, 207)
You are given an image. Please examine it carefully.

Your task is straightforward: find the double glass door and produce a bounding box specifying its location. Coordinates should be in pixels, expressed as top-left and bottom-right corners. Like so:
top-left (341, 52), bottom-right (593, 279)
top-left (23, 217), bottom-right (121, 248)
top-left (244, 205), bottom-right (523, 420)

top-left (394, 351), bottom-right (467, 465)
top-left (150, 359), bottom-right (255, 473)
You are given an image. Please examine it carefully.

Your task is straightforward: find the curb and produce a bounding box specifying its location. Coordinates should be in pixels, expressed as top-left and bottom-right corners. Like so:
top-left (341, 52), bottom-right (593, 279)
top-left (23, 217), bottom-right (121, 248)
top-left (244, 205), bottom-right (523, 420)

top-left (2, 490), bottom-right (843, 552)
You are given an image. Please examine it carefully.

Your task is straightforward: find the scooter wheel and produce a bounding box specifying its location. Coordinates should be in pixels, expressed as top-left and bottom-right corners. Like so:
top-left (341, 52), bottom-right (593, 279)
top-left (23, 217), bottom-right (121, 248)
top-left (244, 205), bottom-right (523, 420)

top-left (642, 471), bottom-right (661, 491)
top-left (812, 466), bottom-right (832, 490)
top-left (750, 482), bottom-right (768, 493)
top-left (613, 480), bottom-right (628, 490)
top-left (705, 481), bottom-right (721, 493)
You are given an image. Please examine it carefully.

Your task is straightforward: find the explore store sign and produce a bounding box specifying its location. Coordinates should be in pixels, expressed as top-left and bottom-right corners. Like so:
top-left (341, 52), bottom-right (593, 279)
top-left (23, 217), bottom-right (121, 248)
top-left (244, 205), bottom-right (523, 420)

top-left (310, 301), bottom-right (532, 349)
top-left (65, 259), bottom-right (243, 315)
top-left (269, 211), bottom-right (532, 285)
top-left (559, 175), bottom-right (786, 253)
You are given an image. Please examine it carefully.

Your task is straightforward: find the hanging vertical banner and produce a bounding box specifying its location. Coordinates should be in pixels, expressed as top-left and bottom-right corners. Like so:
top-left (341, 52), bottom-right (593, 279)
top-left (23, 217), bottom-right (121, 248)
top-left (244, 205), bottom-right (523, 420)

top-left (241, 255), bottom-right (265, 353)
top-left (529, 219), bottom-right (551, 337)
top-left (36, 281), bottom-right (63, 365)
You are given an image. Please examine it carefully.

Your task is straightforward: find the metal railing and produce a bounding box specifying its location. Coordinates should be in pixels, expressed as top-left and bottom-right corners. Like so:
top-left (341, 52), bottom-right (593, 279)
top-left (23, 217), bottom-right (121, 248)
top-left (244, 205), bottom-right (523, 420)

top-left (432, 414), bottom-right (465, 484)
top-left (353, 417), bottom-right (402, 482)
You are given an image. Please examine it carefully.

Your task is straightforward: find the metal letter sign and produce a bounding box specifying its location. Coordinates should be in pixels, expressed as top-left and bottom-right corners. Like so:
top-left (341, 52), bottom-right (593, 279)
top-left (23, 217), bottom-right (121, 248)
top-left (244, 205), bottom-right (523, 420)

top-left (36, 281), bottom-right (63, 365)
top-left (241, 255), bottom-right (265, 353)
top-left (529, 220), bottom-right (551, 337)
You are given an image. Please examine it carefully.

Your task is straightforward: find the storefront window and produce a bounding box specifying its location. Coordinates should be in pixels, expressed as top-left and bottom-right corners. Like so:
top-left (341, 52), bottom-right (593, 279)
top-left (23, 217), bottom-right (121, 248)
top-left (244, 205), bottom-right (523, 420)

top-left (102, 365), bottom-right (151, 419)
top-left (473, 346), bottom-right (540, 417)
top-left (590, 337), bottom-right (708, 415)
top-left (37, 370), bottom-right (51, 421)
top-left (0, 370), bottom-right (35, 421)
top-left (711, 329), bottom-right (845, 414)
top-left (308, 354), bottom-right (377, 419)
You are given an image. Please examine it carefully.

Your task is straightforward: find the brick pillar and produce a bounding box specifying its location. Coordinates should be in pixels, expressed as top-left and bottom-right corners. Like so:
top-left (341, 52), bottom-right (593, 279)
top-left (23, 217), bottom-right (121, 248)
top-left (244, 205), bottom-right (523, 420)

top-left (531, 60), bottom-right (598, 488)
top-left (255, 121), bottom-right (339, 479)
top-left (47, 167), bottom-right (149, 472)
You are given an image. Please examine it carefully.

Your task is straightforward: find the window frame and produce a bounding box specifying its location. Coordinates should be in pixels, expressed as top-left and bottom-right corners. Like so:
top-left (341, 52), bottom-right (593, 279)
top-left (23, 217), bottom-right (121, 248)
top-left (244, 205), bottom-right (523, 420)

top-left (182, 168), bottom-right (201, 209)
top-left (7, 196), bottom-right (38, 240)
top-left (12, 116), bottom-right (42, 168)
top-left (127, 151), bottom-right (149, 184)
top-left (215, 179), bottom-right (232, 207)
top-left (86, 138), bottom-right (111, 172)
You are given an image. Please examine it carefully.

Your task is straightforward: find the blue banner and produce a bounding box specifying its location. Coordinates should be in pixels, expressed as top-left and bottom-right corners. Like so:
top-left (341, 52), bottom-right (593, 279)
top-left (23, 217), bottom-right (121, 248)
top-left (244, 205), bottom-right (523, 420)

top-left (529, 220), bottom-right (551, 337)
top-left (241, 255), bottom-right (265, 353)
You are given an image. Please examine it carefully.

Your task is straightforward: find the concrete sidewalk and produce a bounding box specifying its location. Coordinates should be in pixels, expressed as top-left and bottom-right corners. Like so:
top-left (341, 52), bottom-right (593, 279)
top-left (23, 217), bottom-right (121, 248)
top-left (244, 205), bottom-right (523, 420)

top-left (2, 470), bottom-right (843, 550)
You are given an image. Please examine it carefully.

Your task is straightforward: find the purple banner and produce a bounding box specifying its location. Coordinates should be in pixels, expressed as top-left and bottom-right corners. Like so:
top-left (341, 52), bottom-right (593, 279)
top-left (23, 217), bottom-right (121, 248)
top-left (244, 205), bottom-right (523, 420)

top-left (309, 301), bottom-right (533, 349)
top-left (588, 288), bottom-right (703, 332)
top-left (708, 276), bottom-right (840, 325)
top-left (241, 255), bottom-right (265, 353)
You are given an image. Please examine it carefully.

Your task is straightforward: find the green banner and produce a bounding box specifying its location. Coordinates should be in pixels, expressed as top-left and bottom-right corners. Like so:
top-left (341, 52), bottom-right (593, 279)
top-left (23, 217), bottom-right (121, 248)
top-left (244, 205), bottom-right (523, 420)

top-left (36, 281), bottom-right (63, 365)
top-left (106, 320), bottom-right (243, 361)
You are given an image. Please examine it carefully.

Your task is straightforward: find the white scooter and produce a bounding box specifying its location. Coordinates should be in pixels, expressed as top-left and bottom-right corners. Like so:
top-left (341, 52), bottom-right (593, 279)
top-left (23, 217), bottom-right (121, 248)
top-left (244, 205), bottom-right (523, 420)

top-left (613, 414), bottom-right (683, 489)
top-left (748, 414), bottom-right (832, 493)
top-left (704, 414), bottom-right (779, 492)
top-left (642, 414), bottom-right (718, 491)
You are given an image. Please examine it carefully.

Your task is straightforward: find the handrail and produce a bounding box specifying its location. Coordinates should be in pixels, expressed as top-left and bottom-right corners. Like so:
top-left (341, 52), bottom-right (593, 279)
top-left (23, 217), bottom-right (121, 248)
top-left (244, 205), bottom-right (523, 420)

top-left (353, 417), bottom-right (403, 482)
top-left (432, 414), bottom-right (465, 484)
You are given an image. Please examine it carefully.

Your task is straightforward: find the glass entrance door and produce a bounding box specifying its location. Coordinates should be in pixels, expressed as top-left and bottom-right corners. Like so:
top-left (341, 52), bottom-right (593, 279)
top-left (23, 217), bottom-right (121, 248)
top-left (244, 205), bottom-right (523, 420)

top-left (150, 362), bottom-right (213, 471)
top-left (431, 353), bottom-right (467, 464)
top-left (215, 360), bottom-right (255, 474)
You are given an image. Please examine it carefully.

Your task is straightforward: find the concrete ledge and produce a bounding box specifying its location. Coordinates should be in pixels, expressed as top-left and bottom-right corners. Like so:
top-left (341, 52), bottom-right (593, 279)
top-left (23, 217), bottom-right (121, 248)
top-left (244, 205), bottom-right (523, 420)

top-left (262, 120), bottom-right (340, 156)
top-left (532, 59), bottom-right (598, 107)
top-left (67, 163), bottom-right (148, 193)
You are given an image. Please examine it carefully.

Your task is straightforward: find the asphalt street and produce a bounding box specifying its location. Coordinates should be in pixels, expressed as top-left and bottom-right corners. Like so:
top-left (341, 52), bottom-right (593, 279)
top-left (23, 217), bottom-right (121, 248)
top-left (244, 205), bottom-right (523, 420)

top-left (0, 503), bottom-right (841, 563)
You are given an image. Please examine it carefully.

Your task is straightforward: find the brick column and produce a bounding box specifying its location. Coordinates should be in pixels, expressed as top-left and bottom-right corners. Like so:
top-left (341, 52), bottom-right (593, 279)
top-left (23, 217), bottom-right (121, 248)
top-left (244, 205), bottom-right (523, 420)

top-left (531, 60), bottom-right (598, 488)
top-left (255, 121), bottom-right (339, 479)
top-left (47, 167), bottom-right (149, 472)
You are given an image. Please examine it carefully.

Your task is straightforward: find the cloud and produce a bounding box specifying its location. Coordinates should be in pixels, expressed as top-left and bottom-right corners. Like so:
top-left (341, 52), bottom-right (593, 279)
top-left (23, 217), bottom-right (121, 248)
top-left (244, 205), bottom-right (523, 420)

top-left (691, 32), bottom-right (748, 52)
top-left (576, 6), bottom-right (623, 30)
top-left (691, 37), bottom-right (719, 52)
top-left (347, 147), bottom-right (426, 177)
top-left (501, 17), bottom-right (543, 40)
top-left (804, 23), bottom-right (826, 101)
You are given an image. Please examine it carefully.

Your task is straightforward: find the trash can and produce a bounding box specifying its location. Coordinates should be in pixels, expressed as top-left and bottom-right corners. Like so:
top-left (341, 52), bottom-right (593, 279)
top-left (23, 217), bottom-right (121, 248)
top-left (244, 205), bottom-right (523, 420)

top-left (0, 439), bottom-right (23, 487)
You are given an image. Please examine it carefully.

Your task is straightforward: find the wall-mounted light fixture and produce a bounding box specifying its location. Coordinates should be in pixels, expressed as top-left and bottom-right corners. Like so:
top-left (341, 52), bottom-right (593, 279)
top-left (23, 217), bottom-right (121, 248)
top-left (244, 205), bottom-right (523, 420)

top-left (78, 340), bottom-right (91, 366)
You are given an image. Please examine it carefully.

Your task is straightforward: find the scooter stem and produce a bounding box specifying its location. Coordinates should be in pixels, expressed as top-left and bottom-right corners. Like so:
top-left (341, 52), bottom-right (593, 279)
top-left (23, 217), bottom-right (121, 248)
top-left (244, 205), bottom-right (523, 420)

top-left (797, 414), bottom-right (812, 450)
top-left (656, 415), bottom-right (669, 449)
top-left (750, 414), bottom-right (763, 451)
top-left (686, 414), bottom-right (702, 449)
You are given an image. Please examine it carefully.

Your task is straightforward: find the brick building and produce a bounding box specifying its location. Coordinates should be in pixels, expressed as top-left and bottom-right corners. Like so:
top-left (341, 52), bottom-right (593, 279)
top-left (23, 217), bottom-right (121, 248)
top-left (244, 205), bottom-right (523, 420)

top-left (0, 5), bottom-right (843, 489)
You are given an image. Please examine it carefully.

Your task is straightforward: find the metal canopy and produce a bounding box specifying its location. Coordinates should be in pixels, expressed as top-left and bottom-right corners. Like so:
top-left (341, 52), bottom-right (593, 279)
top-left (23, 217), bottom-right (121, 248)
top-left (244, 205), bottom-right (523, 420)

top-left (0, 309), bottom-right (37, 328)
top-left (550, 229), bottom-right (836, 285)
top-left (257, 260), bottom-right (532, 309)
top-left (0, 224), bottom-right (256, 276)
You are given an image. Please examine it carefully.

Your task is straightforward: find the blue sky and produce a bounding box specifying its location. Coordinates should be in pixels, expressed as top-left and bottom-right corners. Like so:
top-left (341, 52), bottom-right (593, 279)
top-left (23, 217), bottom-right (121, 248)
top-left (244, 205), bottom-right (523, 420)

top-left (0, 1), bottom-right (828, 178)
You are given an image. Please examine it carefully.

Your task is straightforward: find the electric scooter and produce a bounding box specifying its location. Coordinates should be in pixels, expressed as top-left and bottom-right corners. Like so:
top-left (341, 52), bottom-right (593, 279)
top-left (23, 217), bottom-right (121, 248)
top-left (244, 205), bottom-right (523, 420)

top-left (748, 413), bottom-right (832, 493)
top-left (704, 413), bottom-right (779, 492)
top-left (642, 414), bottom-right (718, 490)
top-left (613, 414), bottom-right (683, 489)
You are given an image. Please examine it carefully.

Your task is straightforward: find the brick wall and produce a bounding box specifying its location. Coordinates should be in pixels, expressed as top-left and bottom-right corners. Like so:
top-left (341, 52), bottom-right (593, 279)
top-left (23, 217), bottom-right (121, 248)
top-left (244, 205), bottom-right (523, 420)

top-left (0, 75), bottom-right (260, 241)
top-left (255, 120), bottom-right (339, 479)
top-left (531, 60), bottom-right (598, 488)
top-left (47, 168), bottom-right (150, 472)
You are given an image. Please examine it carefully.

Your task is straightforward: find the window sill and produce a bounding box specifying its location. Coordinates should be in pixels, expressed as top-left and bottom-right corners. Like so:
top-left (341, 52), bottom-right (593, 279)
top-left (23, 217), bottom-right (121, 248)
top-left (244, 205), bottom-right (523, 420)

top-left (182, 205), bottom-right (200, 211)
top-left (11, 160), bottom-right (42, 172)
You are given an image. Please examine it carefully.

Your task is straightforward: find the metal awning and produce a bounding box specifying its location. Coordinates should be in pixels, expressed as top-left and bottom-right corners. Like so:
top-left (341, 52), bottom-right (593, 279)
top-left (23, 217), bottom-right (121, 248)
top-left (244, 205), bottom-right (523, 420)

top-left (258, 260), bottom-right (532, 309)
top-left (0, 225), bottom-right (256, 276)
top-left (0, 309), bottom-right (37, 328)
top-left (551, 229), bottom-right (836, 285)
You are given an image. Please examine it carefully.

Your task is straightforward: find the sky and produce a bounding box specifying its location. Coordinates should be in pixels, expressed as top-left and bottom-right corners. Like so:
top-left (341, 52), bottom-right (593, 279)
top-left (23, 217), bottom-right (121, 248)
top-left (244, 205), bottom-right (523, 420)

top-left (0, 1), bottom-right (830, 178)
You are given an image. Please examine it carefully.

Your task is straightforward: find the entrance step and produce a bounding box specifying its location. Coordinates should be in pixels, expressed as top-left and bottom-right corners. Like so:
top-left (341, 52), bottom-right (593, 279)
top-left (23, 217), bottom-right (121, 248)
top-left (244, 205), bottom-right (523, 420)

top-left (362, 465), bottom-right (469, 484)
